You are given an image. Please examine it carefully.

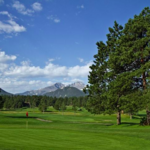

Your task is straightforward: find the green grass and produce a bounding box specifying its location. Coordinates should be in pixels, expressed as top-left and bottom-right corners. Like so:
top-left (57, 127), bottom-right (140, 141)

top-left (0, 107), bottom-right (150, 150)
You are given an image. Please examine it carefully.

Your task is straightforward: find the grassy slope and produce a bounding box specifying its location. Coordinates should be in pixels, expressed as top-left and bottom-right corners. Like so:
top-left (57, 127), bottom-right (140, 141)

top-left (0, 107), bottom-right (150, 150)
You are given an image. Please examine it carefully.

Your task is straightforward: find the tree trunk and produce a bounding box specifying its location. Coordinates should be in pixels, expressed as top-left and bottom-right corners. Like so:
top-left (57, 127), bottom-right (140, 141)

top-left (142, 72), bottom-right (149, 125)
top-left (117, 110), bottom-right (121, 125)
top-left (142, 72), bottom-right (146, 90)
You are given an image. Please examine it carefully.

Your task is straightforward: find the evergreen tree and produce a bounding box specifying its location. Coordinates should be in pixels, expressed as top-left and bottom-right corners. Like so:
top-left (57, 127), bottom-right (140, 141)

top-left (85, 8), bottom-right (150, 125)
top-left (117, 7), bottom-right (150, 122)
top-left (38, 96), bottom-right (48, 113)
top-left (60, 102), bottom-right (66, 115)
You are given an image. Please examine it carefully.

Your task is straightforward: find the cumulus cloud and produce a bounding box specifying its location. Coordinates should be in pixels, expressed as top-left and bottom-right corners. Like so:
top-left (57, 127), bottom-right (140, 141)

top-left (0, 20), bottom-right (26, 33)
top-left (0, 51), bottom-right (17, 62)
top-left (0, 51), bottom-right (91, 93)
top-left (21, 60), bottom-right (31, 66)
top-left (12, 1), bottom-right (34, 15)
top-left (32, 2), bottom-right (43, 11)
top-left (0, 77), bottom-right (52, 94)
top-left (0, 11), bottom-right (26, 34)
top-left (0, 63), bottom-right (8, 71)
top-left (47, 15), bottom-right (60, 23)
top-left (0, 11), bottom-right (12, 18)
top-left (3, 61), bottom-right (91, 79)
top-left (12, 1), bottom-right (42, 15)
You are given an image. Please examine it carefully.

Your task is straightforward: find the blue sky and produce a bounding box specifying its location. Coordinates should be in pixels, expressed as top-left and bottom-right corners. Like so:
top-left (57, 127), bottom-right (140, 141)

top-left (0, 0), bottom-right (149, 93)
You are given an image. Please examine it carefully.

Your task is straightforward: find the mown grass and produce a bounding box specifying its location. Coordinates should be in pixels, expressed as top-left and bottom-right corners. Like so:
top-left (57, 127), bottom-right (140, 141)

top-left (0, 107), bottom-right (150, 150)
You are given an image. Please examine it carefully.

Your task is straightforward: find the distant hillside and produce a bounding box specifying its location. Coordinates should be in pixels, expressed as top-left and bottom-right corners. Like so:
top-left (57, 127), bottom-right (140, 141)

top-left (0, 88), bottom-right (13, 96)
top-left (17, 82), bottom-right (85, 96)
top-left (45, 87), bottom-right (86, 97)
top-left (18, 83), bottom-right (65, 95)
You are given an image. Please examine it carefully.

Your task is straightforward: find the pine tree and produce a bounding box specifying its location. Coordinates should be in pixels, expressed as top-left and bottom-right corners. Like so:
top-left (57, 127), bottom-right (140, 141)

top-left (85, 7), bottom-right (150, 125)
top-left (117, 7), bottom-right (150, 123)
top-left (38, 96), bottom-right (48, 113)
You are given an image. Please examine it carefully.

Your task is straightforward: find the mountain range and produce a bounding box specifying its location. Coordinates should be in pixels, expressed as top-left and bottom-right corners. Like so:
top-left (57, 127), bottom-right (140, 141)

top-left (0, 88), bottom-right (12, 96)
top-left (45, 87), bottom-right (86, 97)
top-left (17, 81), bottom-right (86, 96)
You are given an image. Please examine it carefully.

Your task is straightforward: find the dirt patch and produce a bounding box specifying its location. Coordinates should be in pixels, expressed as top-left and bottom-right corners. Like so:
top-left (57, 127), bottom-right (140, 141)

top-left (36, 118), bottom-right (52, 122)
top-left (104, 120), bottom-right (112, 122)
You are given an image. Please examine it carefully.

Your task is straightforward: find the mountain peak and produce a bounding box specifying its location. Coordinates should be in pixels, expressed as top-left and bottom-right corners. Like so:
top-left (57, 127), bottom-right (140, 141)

top-left (17, 82), bottom-right (85, 95)
top-left (67, 81), bottom-right (85, 90)
top-left (54, 83), bottom-right (65, 89)
top-left (0, 88), bottom-right (13, 96)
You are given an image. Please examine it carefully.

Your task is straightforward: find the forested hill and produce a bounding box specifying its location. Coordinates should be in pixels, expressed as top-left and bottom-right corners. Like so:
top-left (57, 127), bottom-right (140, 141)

top-left (45, 87), bottom-right (86, 97)
top-left (0, 88), bottom-right (13, 96)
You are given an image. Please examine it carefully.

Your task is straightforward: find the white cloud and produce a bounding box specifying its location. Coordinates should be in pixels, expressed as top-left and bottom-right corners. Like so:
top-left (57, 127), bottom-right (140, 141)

top-left (54, 19), bottom-right (60, 23)
top-left (3, 61), bottom-right (92, 79)
top-left (12, 1), bottom-right (34, 15)
top-left (32, 2), bottom-right (43, 11)
top-left (0, 11), bottom-right (26, 34)
top-left (0, 11), bottom-right (12, 18)
top-left (47, 15), bottom-right (60, 23)
top-left (0, 51), bottom-right (16, 62)
top-left (71, 78), bottom-right (84, 82)
top-left (68, 62), bottom-right (92, 78)
top-left (12, 1), bottom-right (42, 15)
top-left (0, 63), bottom-right (8, 71)
top-left (0, 51), bottom-right (91, 93)
top-left (0, 20), bottom-right (26, 33)
top-left (0, 77), bottom-right (52, 94)
top-left (21, 60), bottom-right (31, 66)
top-left (78, 58), bottom-right (84, 63)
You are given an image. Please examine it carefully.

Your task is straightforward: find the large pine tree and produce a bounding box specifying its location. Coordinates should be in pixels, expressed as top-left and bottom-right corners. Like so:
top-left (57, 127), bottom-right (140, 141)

top-left (86, 7), bottom-right (150, 125)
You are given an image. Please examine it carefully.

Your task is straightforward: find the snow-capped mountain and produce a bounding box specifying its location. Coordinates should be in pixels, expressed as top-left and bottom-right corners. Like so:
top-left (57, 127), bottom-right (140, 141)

top-left (67, 81), bottom-right (85, 90)
top-left (17, 83), bottom-right (65, 95)
top-left (17, 82), bottom-right (85, 96)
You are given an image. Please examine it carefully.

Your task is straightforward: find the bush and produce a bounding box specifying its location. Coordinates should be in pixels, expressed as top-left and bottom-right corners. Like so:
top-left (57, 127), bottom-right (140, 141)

top-left (78, 108), bottom-right (82, 111)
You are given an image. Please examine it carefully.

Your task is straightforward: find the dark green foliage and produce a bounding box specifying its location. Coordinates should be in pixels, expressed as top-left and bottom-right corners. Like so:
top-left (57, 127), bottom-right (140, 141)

top-left (60, 102), bottom-right (66, 112)
top-left (86, 7), bottom-right (150, 125)
top-left (140, 116), bottom-right (147, 125)
top-left (72, 105), bottom-right (77, 113)
top-left (38, 96), bottom-right (48, 112)
top-left (0, 96), bottom-right (4, 109)
top-left (45, 87), bottom-right (86, 97)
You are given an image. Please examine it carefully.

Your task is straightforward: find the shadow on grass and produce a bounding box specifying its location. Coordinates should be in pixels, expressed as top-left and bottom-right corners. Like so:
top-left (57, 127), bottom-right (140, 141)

top-left (6, 116), bottom-right (37, 119)
top-left (136, 114), bottom-right (146, 117)
top-left (1, 109), bottom-right (16, 111)
top-left (45, 110), bottom-right (53, 112)
top-left (121, 122), bottom-right (139, 126)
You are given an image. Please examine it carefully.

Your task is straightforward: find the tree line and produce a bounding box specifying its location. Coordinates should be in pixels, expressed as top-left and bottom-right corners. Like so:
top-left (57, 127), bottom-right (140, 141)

top-left (0, 95), bottom-right (88, 113)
